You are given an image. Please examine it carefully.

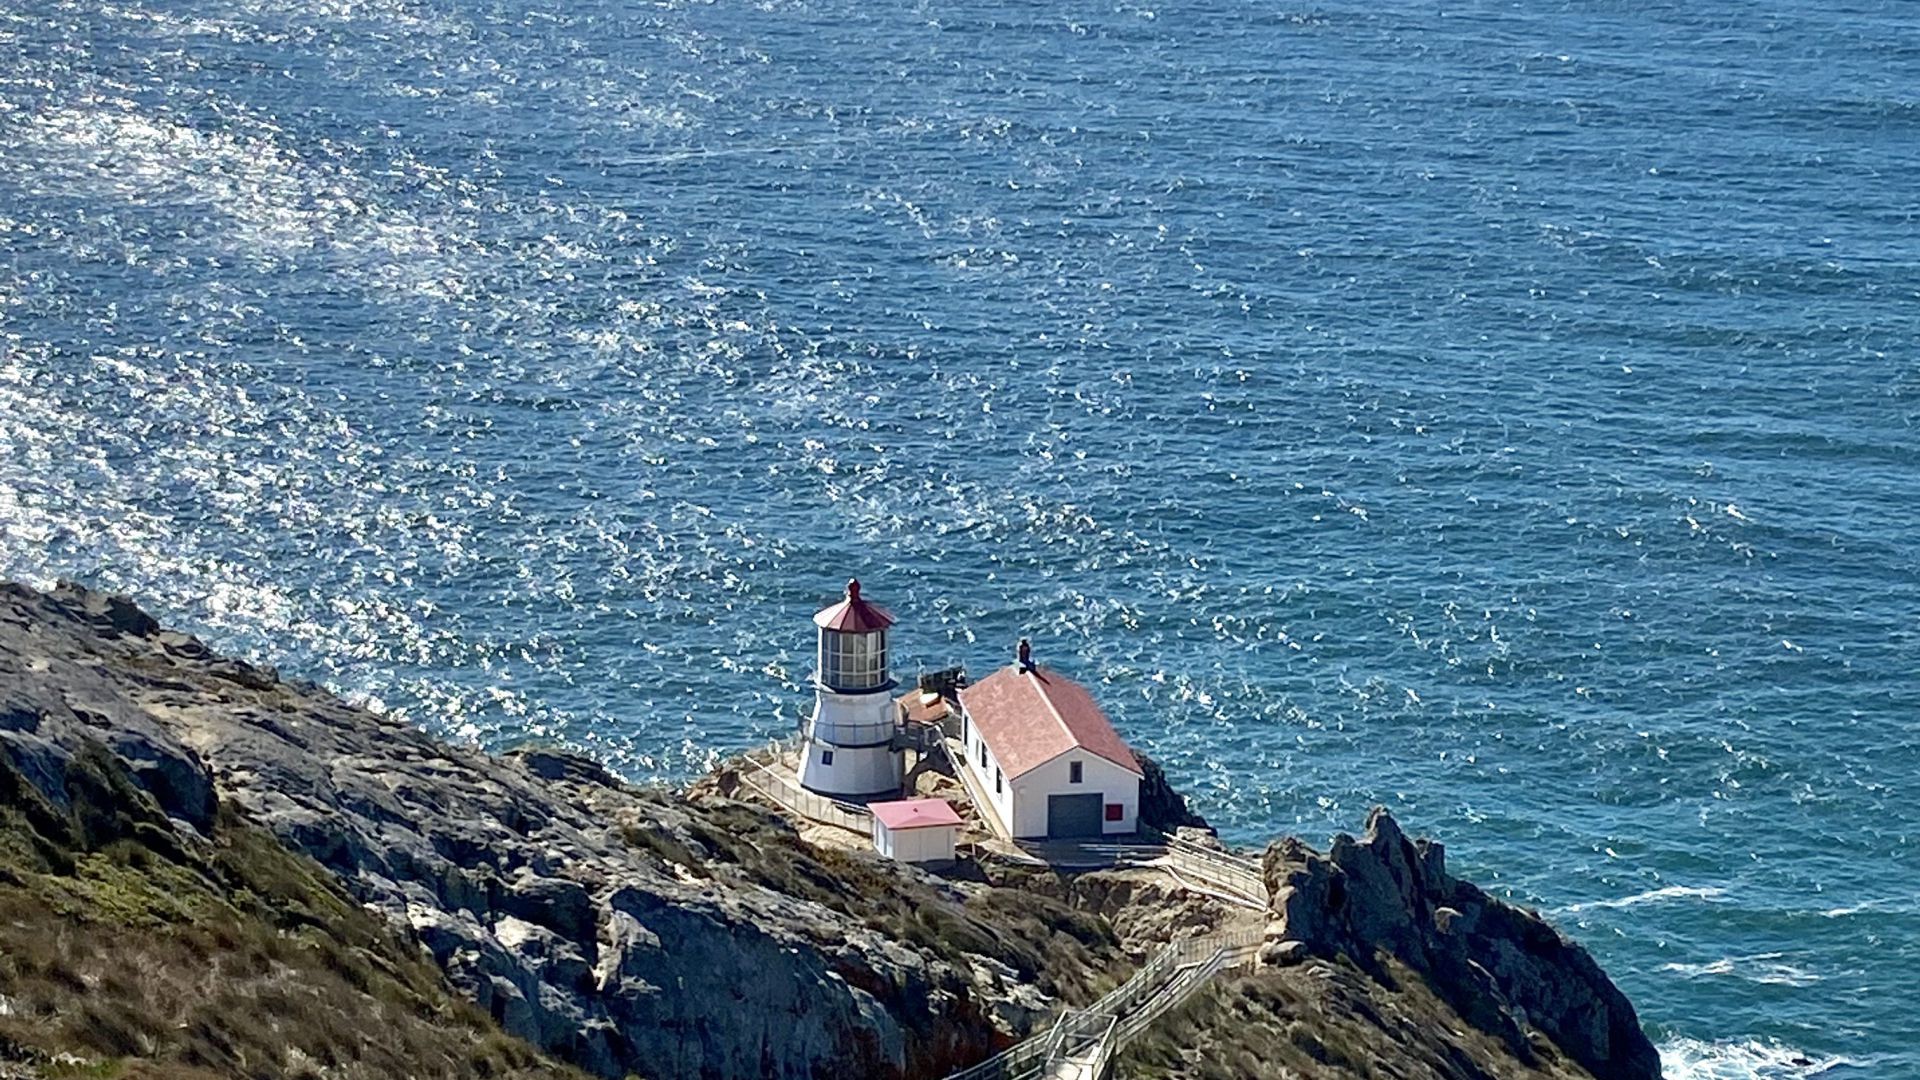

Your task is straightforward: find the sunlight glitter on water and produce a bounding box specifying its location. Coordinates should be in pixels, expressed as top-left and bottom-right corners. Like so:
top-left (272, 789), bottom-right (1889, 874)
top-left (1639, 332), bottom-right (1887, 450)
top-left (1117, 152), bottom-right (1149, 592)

top-left (3, 0), bottom-right (1917, 1069)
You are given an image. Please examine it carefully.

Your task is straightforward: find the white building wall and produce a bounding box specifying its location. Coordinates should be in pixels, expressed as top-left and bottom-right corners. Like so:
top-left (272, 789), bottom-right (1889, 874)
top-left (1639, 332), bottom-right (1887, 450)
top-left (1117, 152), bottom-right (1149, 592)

top-left (990, 751), bottom-right (1013, 834)
top-left (902, 825), bottom-right (957, 863)
top-left (1008, 751), bottom-right (1141, 840)
top-left (927, 825), bottom-right (959, 862)
top-left (959, 721), bottom-right (1015, 835)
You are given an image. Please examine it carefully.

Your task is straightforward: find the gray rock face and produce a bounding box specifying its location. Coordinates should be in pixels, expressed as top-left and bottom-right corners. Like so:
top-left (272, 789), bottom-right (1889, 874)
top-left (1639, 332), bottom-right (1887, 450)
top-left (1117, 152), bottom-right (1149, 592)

top-left (0, 586), bottom-right (217, 837)
top-left (1259, 939), bottom-right (1309, 967)
top-left (1263, 807), bottom-right (1661, 1080)
top-left (0, 582), bottom-right (1027, 1080)
top-left (1135, 752), bottom-right (1210, 834)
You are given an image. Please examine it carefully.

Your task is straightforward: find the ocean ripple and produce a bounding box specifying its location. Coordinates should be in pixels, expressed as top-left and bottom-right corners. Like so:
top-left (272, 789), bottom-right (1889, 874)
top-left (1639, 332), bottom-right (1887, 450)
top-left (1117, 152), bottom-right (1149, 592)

top-left (2, 0), bottom-right (1916, 1070)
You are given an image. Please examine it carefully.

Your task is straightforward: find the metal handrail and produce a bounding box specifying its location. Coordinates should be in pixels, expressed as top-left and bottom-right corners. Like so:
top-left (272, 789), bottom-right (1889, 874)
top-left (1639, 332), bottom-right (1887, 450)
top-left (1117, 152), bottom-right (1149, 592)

top-left (1111, 931), bottom-right (1261, 1044)
top-left (942, 1030), bottom-right (1053, 1080)
top-left (1154, 834), bottom-right (1267, 905)
top-left (1160, 833), bottom-right (1264, 875)
top-left (1041, 1012), bottom-right (1119, 1073)
top-left (942, 926), bottom-right (1266, 1080)
top-left (739, 758), bottom-right (873, 836)
top-left (943, 736), bottom-right (1013, 840)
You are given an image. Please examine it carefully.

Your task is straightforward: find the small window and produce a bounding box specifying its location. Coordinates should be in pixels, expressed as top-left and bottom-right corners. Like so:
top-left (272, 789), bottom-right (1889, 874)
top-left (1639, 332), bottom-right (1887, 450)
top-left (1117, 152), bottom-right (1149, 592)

top-left (821, 750), bottom-right (834, 766)
top-left (1104, 803), bottom-right (1123, 822)
top-left (1069, 761), bottom-right (1083, 784)
top-left (994, 768), bottom-right (1002, 794)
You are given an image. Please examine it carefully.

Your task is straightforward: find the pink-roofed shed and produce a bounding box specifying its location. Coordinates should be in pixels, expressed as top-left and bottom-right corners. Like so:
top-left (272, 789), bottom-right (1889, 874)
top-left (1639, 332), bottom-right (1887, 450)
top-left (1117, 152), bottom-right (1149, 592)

top-left (868, 798), bottom-right (961, 863)
top-left (870, 798), bottom-right (964, 830)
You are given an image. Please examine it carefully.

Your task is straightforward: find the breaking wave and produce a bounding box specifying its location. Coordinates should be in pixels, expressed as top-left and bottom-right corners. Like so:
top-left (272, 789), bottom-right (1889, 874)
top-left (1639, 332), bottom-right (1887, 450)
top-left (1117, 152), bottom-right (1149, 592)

top-left (1660, 1037), bottom-right (1864, 1079)
top-left (1659, 954), bottom-right (1825, 989)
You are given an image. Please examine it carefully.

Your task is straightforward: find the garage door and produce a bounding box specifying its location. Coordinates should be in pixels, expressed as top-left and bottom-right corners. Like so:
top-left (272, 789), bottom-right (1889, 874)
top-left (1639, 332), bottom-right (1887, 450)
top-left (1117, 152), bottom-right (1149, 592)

top-left (1047, 793), bottom-right (1104, 839)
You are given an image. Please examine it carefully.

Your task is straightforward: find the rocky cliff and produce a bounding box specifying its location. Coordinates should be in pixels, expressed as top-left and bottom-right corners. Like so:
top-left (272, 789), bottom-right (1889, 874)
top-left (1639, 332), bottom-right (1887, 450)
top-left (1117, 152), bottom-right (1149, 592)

top-left (0, 580), bottom-right (1660, 1080)
top-left (1259, 811), bottom-right (1660, 1080)
top-left (1120, 810), bottom-right (1662, 1080)
top-left (0, 581), bottom-right (1124, 1079)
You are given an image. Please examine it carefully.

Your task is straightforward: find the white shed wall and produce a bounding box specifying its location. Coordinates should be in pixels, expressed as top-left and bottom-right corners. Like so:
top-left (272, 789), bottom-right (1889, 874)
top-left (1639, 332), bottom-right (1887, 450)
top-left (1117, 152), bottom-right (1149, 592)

top-left (902, 825), bottom-right (957, 863)
top-left (873, 823), bottom-right (957, 863)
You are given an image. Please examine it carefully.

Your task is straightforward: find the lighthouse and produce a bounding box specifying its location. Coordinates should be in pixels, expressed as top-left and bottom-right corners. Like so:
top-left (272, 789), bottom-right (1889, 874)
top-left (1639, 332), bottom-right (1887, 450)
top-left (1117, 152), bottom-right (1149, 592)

top-left (798, 579), bottom-right (903, 797)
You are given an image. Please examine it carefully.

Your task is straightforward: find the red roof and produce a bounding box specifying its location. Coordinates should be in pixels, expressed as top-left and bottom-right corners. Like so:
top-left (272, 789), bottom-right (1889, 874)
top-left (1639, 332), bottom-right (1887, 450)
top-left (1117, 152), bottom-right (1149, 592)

top-left (959, 663), bottom-right (1142, 779)
top-left (870, 798), bottom-right (963, 831)
top-left (813, 578), bottom-right (894, 633)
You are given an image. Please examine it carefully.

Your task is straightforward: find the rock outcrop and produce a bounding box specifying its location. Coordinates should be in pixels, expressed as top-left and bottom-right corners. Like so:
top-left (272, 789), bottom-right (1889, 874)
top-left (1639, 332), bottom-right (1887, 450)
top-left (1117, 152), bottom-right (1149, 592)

top-left (0, 582), bottom-right (1120, 1080)
top-left (1135, 751), bottom-right (1211, 834)
top-left (1263, 807), bottom-right (1662, 1080)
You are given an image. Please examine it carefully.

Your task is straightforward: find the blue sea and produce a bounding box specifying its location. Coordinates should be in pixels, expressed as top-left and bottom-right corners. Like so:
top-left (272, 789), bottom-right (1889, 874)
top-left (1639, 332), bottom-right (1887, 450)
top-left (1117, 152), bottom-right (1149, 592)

top-left (2, 0), bottom-right (1915, 1074)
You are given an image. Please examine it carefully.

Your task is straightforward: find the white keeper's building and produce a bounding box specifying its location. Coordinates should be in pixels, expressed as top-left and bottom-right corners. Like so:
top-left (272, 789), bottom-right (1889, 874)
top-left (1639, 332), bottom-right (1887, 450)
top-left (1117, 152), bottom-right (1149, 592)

top-left (956, 641), bottom-right (1144, 840)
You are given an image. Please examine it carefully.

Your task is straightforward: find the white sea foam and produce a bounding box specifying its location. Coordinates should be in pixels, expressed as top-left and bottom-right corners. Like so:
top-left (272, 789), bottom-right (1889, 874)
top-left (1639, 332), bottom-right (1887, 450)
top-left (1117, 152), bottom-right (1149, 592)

top-left (1659, 954), bottom-right (1824, 988)
top-left (1561, 884), bottom-right (1726, 912)
top-left (1660, 1037), bottom-right (1854, 1079)
top-left (1818, 897), bottom-right (1912, 918)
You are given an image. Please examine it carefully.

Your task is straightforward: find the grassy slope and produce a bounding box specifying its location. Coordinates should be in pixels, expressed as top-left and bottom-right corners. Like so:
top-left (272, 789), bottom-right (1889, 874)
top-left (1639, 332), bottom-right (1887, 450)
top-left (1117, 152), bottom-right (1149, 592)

top-left (1119, 955), bottom-right (1592, 1080)
top-left (0, 744), bottom-right (590, 1080)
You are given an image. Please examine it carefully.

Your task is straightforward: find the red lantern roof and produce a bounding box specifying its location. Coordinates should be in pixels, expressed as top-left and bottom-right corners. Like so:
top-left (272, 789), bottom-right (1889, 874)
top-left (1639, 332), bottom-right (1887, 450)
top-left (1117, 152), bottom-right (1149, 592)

top-left (813, 578), bottom-right (894, 633)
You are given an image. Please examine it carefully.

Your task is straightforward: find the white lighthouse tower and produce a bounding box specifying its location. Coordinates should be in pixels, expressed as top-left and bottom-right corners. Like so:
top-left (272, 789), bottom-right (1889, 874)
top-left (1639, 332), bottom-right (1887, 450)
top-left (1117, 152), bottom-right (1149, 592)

top-left (798, 579), bottom-right (902, 797)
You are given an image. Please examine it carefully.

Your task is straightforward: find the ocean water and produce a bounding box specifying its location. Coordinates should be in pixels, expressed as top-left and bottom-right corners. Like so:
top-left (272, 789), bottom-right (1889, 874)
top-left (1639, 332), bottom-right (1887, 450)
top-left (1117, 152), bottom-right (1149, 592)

top-left (1, 0), bottom-right (1915, 1073)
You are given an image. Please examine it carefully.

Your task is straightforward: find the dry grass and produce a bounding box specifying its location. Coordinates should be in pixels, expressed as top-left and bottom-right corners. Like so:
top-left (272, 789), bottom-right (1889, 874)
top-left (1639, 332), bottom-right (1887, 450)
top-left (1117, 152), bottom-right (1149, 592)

top-left (0, 744), bottom-right (589, 1080)
top-left (1118, 953), bottom-right (1590, 1080)
top-left (621, 797), bottom-right (1125, 1004)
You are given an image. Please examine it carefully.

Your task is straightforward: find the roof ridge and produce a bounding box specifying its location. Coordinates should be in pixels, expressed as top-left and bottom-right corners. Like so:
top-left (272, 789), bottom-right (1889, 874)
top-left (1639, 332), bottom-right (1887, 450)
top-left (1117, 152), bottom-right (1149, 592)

top-left (960, 661), bottom-right (1142, 779)
top-left (1026, 665), bottom-right (1073, 746)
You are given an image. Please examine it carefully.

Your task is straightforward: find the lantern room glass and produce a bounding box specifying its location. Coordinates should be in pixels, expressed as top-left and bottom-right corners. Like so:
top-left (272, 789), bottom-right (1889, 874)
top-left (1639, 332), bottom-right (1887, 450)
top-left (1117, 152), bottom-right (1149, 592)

top-left (819, 629), bottom-right (889, 691)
